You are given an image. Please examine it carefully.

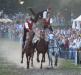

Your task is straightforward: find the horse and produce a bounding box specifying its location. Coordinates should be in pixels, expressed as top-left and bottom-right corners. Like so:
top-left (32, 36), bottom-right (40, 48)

top-left (48, 33), bottom-right (59, 68)
top-left (34, 30), bottom-right (49, 69)
top-left (21, 30), bottom-right (35, 69)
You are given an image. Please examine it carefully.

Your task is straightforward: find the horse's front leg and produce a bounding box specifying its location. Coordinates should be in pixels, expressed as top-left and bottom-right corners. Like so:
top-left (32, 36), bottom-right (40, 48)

top-left (27, 56), bottom-right (31, 69)
top-left (42, 53), bottom-right (45, 62)
top-left (47, 51), bottom-right (50, 66)
top-left (54, 53), bottom-right (58, 66)
top-left (27, 56), bottom-right (29, 69)
top-left (21, 48), bottom-right (25, 63)
top-left (37, 52), bottom-right (40, 62)
top-left (40, 54), bottom-right (43, 69)
top-left (48, 49), bottom-right (53, 67)
top-left (49, 56), bottom-right (53, 68)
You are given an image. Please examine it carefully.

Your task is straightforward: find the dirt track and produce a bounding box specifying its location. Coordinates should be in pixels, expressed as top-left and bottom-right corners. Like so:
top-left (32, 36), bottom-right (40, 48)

top-left (0, 38), bottom-right (63, 69)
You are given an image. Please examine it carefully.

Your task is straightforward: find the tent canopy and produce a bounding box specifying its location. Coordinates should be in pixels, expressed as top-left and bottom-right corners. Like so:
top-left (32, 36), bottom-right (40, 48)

top-left (74, 15), bottom-right (81, 21)
top-left (72, 15), bottom-right (81, 30)
top-left (0, 18), bottom-right (13, 23)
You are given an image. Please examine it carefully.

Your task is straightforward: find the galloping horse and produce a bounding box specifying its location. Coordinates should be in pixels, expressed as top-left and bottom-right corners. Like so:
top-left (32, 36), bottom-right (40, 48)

top-left (48, 34), bottom-right (59, 67)
top-left (34, 30), bottom-right (49, 69)
top-left (21, 30), bottom-right (35, 69)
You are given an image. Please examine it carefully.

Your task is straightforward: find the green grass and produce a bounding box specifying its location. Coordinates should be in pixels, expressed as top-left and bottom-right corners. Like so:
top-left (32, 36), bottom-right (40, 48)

top-left (61, 59), bottom-right (81, 69)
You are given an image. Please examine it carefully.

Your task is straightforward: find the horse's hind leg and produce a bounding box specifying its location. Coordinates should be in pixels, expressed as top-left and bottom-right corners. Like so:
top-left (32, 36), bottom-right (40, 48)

top-left (31, 54), bottom-right (33, 67)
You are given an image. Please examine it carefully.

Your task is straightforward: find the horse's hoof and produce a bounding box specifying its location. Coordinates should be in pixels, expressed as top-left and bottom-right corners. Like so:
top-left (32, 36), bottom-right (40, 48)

top-left (21, 60), bottom-right (23, 64)
top-left (37, 59), bottom-right (40, 62)
top-left (27, 66), bottom-right (29, 69)
top-left (27, 67), bottom-right (29, 69)
top-left (40, 66), bottom-right (42, 69)
top-left (42, 60), bottom-right (45, 62)
top-left (31, 64), bottom-right (33, 67)
top-left (54, 64), bottom-right (57, 66)
top-left (31, 65), bottom-right (33, 67)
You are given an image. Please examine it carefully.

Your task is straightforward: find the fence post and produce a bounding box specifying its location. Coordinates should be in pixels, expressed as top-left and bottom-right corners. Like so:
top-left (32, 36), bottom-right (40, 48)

top-left (75, 49), bottom-right (77, 65)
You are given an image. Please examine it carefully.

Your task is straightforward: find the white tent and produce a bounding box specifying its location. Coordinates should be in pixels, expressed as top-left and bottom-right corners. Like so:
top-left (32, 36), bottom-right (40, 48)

top-left (0, 18), bottom-right (13, 23)
top-left (72, 15), bottom-right (81, 31)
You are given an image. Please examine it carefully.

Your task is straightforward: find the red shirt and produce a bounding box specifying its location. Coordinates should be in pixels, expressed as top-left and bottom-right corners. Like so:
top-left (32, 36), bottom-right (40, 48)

top-left (24, 19), bottom-right (33, 32)
top-left (64, 39), bottom-right (69, 49)
top-left (27, 20), bottom-right (33, 30)
top-left (43, 18), bottom-right (50, 27)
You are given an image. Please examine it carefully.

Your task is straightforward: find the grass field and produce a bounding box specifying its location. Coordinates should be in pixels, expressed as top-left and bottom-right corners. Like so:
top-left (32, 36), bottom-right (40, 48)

top-left (61, 59), bottom-right (81, 69)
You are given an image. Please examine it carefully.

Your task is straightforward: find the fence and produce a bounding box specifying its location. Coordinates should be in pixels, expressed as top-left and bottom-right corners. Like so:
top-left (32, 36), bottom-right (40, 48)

top-left (59, 48), bottom-right (81, 65)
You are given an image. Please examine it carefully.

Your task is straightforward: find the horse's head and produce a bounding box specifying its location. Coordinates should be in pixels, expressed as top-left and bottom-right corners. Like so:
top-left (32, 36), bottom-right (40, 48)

top-left (40, 30), bottom-right (45, 39)
top-left (27, 30), bottom-right (35, 41)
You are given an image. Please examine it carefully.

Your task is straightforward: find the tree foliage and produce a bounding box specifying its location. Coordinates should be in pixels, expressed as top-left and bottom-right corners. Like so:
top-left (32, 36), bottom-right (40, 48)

top-left (0, 0), bottom-right (81, 17)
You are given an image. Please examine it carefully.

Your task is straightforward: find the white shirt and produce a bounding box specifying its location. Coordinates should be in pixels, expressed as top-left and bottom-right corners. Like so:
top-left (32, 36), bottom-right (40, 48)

top-left (72, 39), bottom-right (79, 49)
top-left (72, 44), bottom-right (77, 49)
top-left (76, 39), bottom-right (81, 48)
top-left (43, 11), bottom-right (47, 19)
top-left (50, 18), bottom-right (53, 24)
top-left (25, 22), bottom-right (29, 29)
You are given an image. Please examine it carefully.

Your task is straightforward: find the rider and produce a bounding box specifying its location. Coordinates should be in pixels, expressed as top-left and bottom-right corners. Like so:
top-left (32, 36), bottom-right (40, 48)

top-left (22, 16), bottom-right (35, 49)
top-left (29, 7), bottom-right (53, 31)
top-left (28, 7), bottom-right (51, 23)
top-left (40, 7), bottom-right (53, 31)
top-left (43, 13), bottom-right (53, 31)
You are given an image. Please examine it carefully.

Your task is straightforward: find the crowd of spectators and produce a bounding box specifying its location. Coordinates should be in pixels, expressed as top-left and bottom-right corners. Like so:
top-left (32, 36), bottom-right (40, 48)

top-left (0, 22), bottom-right (23, 42)
top-left (53, 28), bottom-right (81, 64)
